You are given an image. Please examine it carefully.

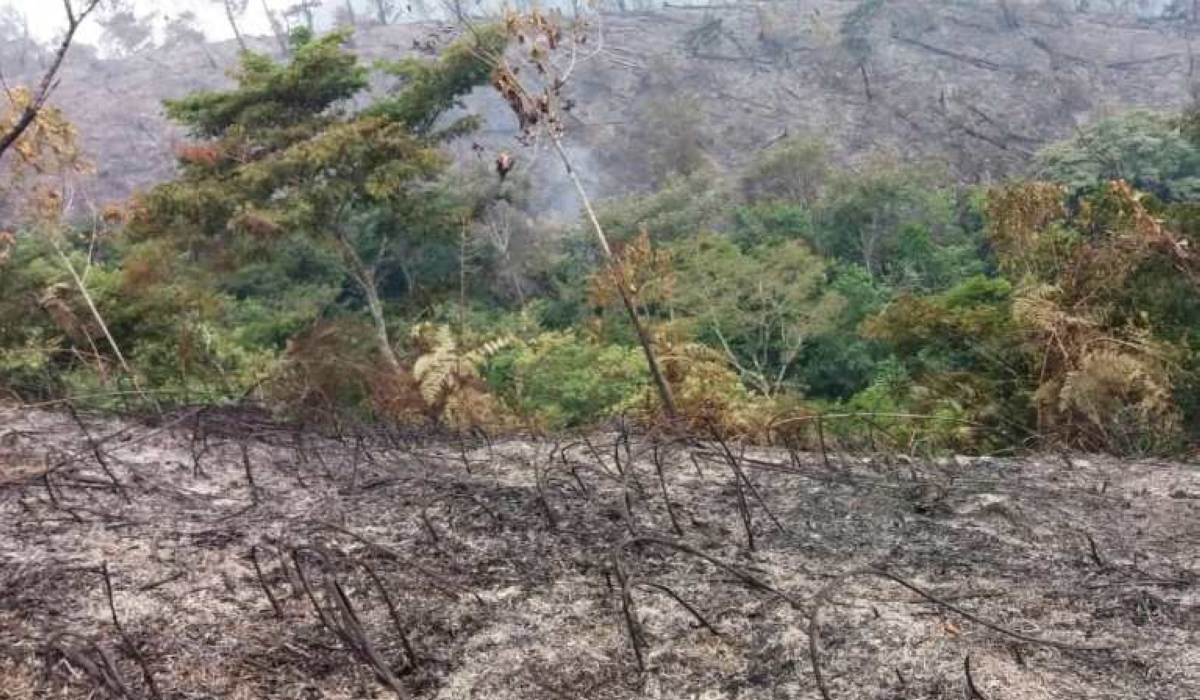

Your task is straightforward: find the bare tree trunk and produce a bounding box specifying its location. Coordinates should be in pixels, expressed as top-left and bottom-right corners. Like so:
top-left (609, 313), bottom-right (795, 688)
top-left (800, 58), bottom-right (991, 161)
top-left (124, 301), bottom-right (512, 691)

top-left (222, 0), bottom-right (249, 53)
top-left (261, 0), bottom-right (290, 55)
top-left (361, 272), bottom-right (402, 373)
top-left (0, 0), bottom-right (101, 164)
top-left (550, 135), bottom-right (679, 422)
top-left (372, 0), bottom-right (395, 24)
top-left (336, 234), bottom-right (403, 373)
top-left (459, 218), bottom-right (468, 339)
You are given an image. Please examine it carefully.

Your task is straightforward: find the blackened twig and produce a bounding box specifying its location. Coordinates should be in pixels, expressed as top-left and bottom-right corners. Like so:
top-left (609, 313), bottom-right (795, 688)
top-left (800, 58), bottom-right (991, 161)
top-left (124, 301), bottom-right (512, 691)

top-left (611, 550), bottom-right (645, 673)
top-left (639, 582), bottom-right (722, 638)
top-left (250, 545), bottom-right (284, 618)
top-left (100, 563), bottom-right (162, 700)
top-left (67, 404), bottom-right (129, 502)
top-left (964, 654), bottom-right (991, 700)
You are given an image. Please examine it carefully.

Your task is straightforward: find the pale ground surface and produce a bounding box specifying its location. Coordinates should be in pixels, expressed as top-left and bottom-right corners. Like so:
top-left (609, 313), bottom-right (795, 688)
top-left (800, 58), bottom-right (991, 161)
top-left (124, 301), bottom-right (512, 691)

top-left (1, 405), bottom-right (1198, 699)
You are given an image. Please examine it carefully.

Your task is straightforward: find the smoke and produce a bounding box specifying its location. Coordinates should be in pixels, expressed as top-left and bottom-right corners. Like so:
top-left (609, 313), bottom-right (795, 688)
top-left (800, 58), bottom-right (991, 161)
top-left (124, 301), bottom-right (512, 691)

top-left (530, 142), bottom-right (606, 223)
top-left (456, 84), bottom-right (612, 225)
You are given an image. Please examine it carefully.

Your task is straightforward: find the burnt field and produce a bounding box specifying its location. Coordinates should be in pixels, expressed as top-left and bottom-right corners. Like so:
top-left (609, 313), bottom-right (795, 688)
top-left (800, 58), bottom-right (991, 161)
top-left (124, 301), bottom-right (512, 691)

top-left (1, 405), bottom-right (1198, 700)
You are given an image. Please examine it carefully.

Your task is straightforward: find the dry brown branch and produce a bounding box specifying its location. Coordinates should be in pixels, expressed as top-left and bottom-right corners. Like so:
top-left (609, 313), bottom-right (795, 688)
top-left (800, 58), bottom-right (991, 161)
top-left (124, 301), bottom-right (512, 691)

top-left (0, 0), bottom-right (102, 163)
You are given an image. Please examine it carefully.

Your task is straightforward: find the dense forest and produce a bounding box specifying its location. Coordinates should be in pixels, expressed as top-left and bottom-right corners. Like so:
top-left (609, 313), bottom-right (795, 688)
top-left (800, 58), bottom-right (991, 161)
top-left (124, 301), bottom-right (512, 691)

top-left (1, 0), bottom-right (1199, 457)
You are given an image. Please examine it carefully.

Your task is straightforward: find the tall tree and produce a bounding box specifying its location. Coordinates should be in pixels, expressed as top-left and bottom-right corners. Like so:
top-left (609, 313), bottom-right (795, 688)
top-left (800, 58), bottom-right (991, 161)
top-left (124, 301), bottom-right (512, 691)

top-left (212, 0), bottom-right (250, 52)
top-left (489, 11), bottom-right (681, 420)
top-left (669, 234), bottom-right (846, 397)
top-left (163, 10), bottom-right (218, 68)
top-left (130, 28), bottom-right (506, 373)
top-left (99, 8), bottom-right (154, 56)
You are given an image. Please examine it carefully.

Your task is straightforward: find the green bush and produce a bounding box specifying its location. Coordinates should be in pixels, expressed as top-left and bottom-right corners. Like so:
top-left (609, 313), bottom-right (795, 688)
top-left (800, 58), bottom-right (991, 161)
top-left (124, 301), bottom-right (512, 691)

top-left (484, 331), bottom-right (647, 429)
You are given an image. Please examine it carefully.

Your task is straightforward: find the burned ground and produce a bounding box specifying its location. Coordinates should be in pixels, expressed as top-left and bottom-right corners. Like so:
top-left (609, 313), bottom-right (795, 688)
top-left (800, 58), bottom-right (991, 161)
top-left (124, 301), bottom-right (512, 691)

top-left (1, 405), bottom-right (1198, 699)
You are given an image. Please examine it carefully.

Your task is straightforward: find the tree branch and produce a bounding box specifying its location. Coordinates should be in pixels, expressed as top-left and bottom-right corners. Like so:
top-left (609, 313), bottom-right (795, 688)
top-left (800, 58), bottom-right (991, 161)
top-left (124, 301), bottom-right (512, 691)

top-left (0, 0), bottom-right (101, 163)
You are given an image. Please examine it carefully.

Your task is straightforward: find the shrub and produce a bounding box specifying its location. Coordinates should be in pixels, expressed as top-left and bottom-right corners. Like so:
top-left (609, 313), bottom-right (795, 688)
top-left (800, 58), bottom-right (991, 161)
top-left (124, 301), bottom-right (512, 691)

top-left (484, 331), bottom-right (647, 429)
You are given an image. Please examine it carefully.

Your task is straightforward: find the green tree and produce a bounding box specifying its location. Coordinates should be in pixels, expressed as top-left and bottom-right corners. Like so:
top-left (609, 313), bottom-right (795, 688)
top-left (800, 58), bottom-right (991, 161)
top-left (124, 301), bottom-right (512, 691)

top-left (1033, 110), bottom-right (1200, 201)
top-left (814, 166), bottom-right (979, 290)
top-left (793, 263), bottom-right (888, 399)
top-left (739, 135), bottom-right (828, 205)
top-left (862, 274), bottom-right (1033, 449)
top-left (129, 27), bottom-right (506, 374)
top-left (729, 201), bottom-right (814, 250)
top-left (594, 171), bottom-right (733, 244)
top-left (669, 233), bottom-right (845, 397)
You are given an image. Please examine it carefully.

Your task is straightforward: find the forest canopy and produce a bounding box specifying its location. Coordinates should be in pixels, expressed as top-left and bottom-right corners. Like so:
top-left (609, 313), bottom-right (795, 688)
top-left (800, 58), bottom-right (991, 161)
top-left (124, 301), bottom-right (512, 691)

top-left (1, 19), bottom-right (1198, 457)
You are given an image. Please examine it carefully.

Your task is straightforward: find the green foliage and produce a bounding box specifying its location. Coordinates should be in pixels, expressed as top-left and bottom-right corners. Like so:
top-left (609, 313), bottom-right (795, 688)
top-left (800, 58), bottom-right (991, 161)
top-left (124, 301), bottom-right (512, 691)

top-left (1033, 110), bottom-right (1200, 201)
top-left (814, 165), bottom-right (982, 290)
top-left (794, 263), bottom-right (889, 399)
top-left (729, 201), bottom-right (814, 250)
top-left (368, 25), bottom-right (507, 138)
top-left (865, 275), bottom-right (1019, 371)
top-left (739, 135), bottom-right (828, 204)
top-left (484, 331), bottom-right (647, 429)
top-left (862, 275), bottom-right (1034, 449)
top-left (4, 50), bottom-right (1197, 457)
top-left (132, 27), bottom-right (504, 385)
top-left (164, 30), bottom-right (367, 139)
top-left (669, 233), bottom-right (845, 396)
top-left (0, 243), bottom-right (63, 400)
top-left (594, 171), bottom-right (732, 244)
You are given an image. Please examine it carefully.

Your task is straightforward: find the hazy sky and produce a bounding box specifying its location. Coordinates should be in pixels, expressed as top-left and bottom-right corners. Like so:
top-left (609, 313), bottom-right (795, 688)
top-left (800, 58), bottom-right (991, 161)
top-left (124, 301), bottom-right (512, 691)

top-left (1, 0), bottom-right (279, 44)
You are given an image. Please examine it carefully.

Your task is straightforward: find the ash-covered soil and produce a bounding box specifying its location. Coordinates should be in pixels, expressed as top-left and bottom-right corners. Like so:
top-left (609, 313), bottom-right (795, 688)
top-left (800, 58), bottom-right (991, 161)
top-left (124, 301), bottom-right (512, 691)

top-left (1, 405), bottom-right (1198, 699)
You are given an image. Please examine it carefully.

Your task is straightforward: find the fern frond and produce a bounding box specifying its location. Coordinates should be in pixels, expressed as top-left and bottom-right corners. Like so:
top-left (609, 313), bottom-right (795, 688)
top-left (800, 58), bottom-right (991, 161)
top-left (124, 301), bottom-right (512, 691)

top-left (410, 324), bottom-right (512, 423)
top-left (464, 335), bottom-right (514, 365)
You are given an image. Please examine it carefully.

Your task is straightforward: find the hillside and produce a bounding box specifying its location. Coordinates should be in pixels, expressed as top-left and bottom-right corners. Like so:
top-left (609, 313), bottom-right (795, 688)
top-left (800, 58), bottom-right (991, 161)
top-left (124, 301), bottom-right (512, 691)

top-left (2, 405), bottom-right (1198, 698)
top-left (15, 2), bottom-right (1200, 212)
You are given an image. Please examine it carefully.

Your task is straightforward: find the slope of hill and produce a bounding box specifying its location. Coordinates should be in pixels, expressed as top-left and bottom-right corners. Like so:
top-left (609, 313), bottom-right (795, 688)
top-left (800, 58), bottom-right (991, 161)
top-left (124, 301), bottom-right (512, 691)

top-left (2, 405), bottom-right (1198, 698)
top-left (10, 2), bottom-right (1199, 213)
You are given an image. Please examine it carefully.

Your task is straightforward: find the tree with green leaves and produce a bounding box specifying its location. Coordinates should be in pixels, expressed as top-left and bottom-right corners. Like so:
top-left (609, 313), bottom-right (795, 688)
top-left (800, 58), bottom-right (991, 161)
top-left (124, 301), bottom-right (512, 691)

top-left (669, 233), bottom-right (845, 397)
top-left (739, 135), bottom-right (828, 205)
top-left (814, 165), bottom-right (980, 290)
top-left (129, 27), bottom-right (506, 374)
top-left (1034, 110), bottom-right (1200, 201)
